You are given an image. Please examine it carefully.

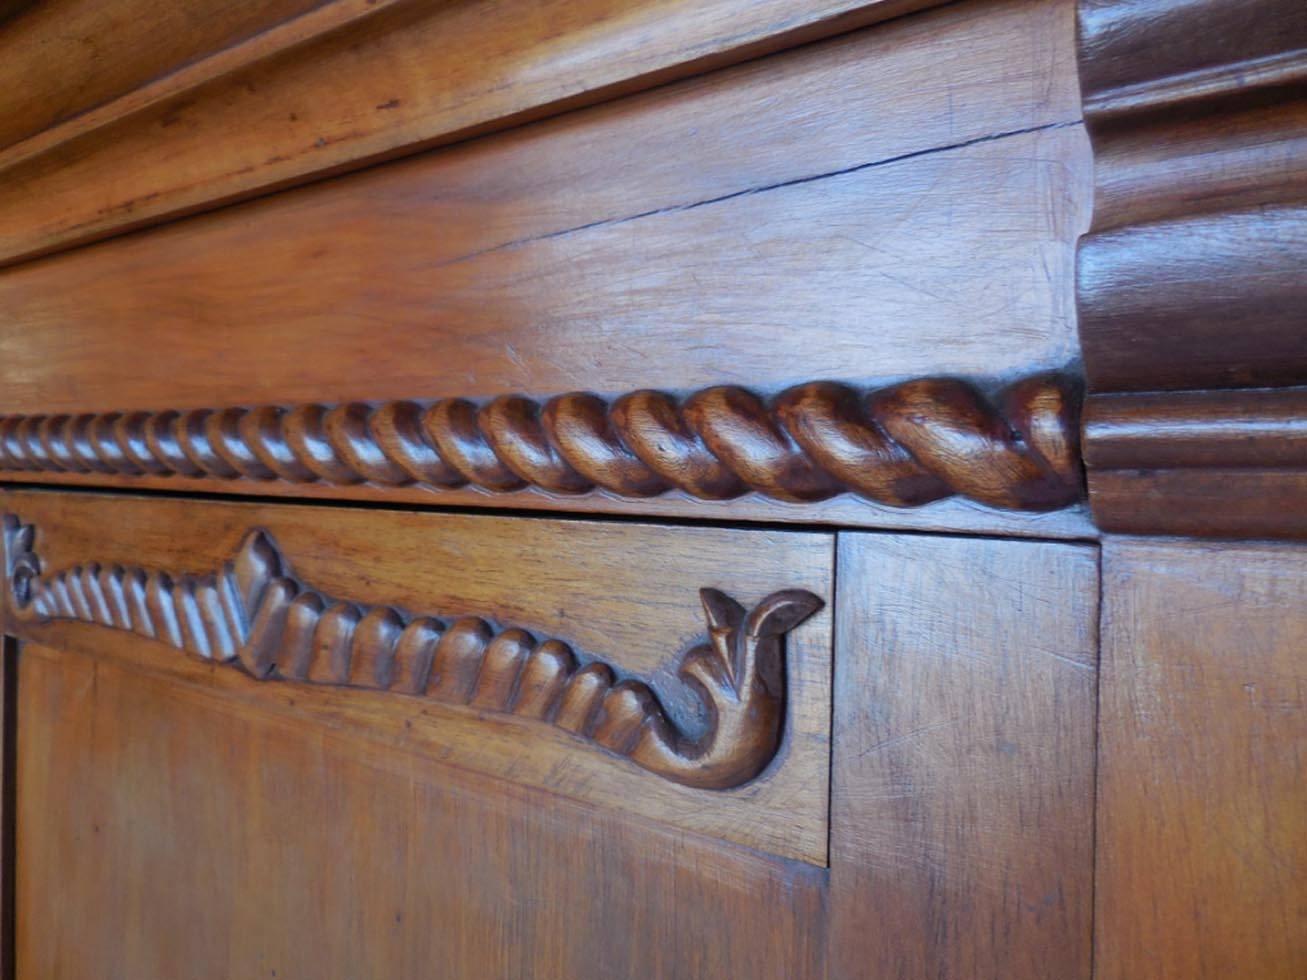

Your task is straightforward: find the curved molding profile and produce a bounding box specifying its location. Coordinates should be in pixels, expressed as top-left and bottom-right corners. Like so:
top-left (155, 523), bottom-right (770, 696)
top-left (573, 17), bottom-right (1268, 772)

top-left (0, 373), bottom-right (1083, 512)
top-left (1076, 0), bottom-right (1307, 536)
top-left (1, 515), bottom-right (822, 790)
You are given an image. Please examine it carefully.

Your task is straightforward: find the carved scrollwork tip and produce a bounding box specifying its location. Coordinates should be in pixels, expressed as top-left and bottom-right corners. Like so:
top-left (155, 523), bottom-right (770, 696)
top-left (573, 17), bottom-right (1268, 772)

top-left (5, 516), bottom-right (823, 790)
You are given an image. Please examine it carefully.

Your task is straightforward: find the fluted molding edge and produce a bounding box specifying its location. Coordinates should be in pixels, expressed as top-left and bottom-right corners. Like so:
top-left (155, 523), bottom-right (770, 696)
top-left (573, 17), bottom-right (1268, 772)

top-left (0, 374), bottom-right (1084, 511)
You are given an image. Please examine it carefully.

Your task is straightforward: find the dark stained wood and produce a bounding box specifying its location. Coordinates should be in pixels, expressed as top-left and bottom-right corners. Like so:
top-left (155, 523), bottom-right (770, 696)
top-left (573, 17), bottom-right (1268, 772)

top-left (828, 532), bottom-right (1098, 980)
top-left (16, 641), bottom-right (829, 978)
top-left (0, 0), bottom-right (949, 265)
top-left (1075, 0), bottom-right (1307, 536)
top-left (1096, 538), bottom-right (1307, 979)
top-left (1085, 388), bottom-right (1307, 470)
top-left (0, 1), bottom-right (34, 27)
top-left (0, 373), bottom-right (1085, 514)
top-left (0, 488), bottom-right (835, 865)
top-left (0, 466), bottom-right (1096, 541)
top-left (1089, 470), bottom-right (1307, 538)
top-left (1079, 209), bottom-right (1307, 394)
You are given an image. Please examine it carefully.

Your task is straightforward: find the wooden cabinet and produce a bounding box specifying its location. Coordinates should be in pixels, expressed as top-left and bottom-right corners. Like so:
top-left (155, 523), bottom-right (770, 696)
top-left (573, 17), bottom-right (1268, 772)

top-left (0, 490), bottom-right (1104, 977)
top-left (0, 0), bottom-right (1302, 976)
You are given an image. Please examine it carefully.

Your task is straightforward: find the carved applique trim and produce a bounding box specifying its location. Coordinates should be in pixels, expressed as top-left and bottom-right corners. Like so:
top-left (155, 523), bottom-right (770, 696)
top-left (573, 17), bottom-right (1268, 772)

top-left (0, 374), bottom-right (1083, 511)
top-left (2, 516), bottom-right (822, 790)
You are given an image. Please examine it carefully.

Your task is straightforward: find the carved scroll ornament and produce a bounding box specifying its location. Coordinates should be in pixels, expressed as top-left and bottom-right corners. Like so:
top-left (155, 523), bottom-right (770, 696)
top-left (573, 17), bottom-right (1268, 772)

top-left (0, 373), bottom-right (1083, 511)
top-left (1, 516), bottom-right (822, 790)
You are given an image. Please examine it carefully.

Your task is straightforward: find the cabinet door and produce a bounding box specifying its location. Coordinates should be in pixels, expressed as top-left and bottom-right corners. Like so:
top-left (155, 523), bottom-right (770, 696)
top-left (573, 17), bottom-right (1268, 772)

top-left (0, 489), bottom-right (1099, 978)
top-left (0, 489), bottom-right (834, 978)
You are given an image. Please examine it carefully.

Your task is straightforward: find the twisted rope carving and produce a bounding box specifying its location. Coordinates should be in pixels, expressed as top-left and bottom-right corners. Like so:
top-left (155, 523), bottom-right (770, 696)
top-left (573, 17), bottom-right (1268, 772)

top-left (0, 374), bottom-right (1082, 510)
top-left (2, 516), bottom-right (821, 790)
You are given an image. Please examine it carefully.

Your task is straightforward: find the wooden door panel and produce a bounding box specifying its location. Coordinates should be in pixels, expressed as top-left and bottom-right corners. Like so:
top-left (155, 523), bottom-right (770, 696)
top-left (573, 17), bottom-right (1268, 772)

top-left (4, 488), bottom-right (834, 978)
top-left (0, 489), bottom-right (834, 866)
top-left (829, 532), bottom-right (1099, 979)
top-left (16, 641), bottom-right (829, 979)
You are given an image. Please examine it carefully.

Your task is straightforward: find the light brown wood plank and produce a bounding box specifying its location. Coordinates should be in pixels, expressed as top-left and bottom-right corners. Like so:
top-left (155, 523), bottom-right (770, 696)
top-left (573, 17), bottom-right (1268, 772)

top-left (0, 0), bottom-right (1086, 412)
top-left (0, 488), bottom-right (833, 864)
top-left (0, 0), bottom-right (1090, 537)
top-left (1096, 538), bottom-right (1307, 979)
top-left (0, 0), bottom-right (951, 265)
top-left (0, 457), bottom-right (1096, 541)
top-left (16, 642), bottom-right (828, 979)
top-left (828, 531), bottom-right (1098, 979)
top-left (0, 0), bottom-right (333, 153)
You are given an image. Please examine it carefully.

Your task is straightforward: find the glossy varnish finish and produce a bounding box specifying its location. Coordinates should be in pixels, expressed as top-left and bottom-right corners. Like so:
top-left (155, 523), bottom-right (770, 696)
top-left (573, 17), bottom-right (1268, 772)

top-left (1076, 0), bottom-right (1307, 537)
top-left (0, 0), bottom-right (1090, 538)
top-left (0, 489), bottom-right (836, 866)
top-left (0, 372), bottom-right (1084, 513)
top-left (0, 0), bottom-right (1085, 411)
top-left (0, 0), bottom-right (947, 265)
top-left (1, 0), bottom-right (1302, 974)
top-left (1095, 539), bottom-right (1307, 978)
top-left (0, 0), bottom-right (333, 153)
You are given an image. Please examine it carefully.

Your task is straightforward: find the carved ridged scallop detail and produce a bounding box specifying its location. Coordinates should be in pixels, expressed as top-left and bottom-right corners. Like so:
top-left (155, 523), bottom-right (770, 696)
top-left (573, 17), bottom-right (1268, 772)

top-left (1, 515), bottom-right (822, 790)
top-left (0, 373), bottom-right (1083, 510)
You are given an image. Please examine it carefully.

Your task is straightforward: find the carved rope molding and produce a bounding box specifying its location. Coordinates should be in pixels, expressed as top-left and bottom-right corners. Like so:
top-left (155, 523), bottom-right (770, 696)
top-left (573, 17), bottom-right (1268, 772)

top-left (1, 515), bottom-right (822, 790)
top-left (0, 374), bottom-right (1084, 511)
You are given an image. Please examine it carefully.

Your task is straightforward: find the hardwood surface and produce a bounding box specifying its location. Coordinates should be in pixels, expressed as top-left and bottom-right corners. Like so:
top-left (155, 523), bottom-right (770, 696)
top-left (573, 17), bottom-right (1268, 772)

top-left (1076, 0), bottom-right (1307, 536)
top-left (5, 516), bottom-right (823, 792)
top-left (0, 372), bottom-right (1084, 511)
top-left (829, 532), bottom-right (1098, 980)
top-left (0, 0), bottom-right (948, 265)
top-left (2, 0), bottom-right (1302, 974)
top-left (1096, 538), bottom-right (1307, 979)
top-left (16, 640), bottom-right (830, 979)
top-left (0, 488), bottom-right (835, 865)
top-left (0, 0), bottom-right (332, 153)
top-left (0, 0), bottom-right (410, 164)
top-left (0, 0), bottom-right (1086, 410)
top-left (0, 0), bottom-right (1091, 538)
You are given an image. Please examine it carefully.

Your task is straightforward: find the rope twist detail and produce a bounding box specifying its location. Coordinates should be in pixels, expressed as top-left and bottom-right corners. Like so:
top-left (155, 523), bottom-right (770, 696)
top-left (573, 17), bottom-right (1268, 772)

top-left (0, 374), bottom-right (1082, 510)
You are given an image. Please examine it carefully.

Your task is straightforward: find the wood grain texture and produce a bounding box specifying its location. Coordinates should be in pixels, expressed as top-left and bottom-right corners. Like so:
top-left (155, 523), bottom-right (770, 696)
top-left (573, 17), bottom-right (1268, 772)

top-left (3, 516), bottom-right (821, 791)
top-left (0, 0), bottom-right (948, 265)
top-left (828, 532), bottom-right (1097, 980)
top-left (1076, 0), bottom-right (1307, 536)
top-left (0, 373), bottom-right (1084, 513)
top-left (0, 488), bottom-right (834, 864)
top-left (0, 0), bottom-right (1086, 408)
top-left (0, 0), bottom-right (1090, 539)
top-left (0, 0), bottom-right (334, 153)
top-left (0, 0), bottom-right (410, 166)
top-left (1085, 388), bottom-right (1307, 470)
top-left (1096, 539), bottom-right (1307, 979)
top-left (16, 641), bottom-right (829, 979)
